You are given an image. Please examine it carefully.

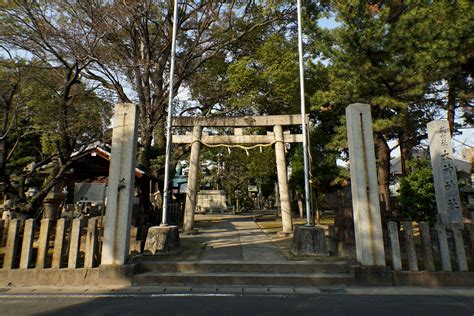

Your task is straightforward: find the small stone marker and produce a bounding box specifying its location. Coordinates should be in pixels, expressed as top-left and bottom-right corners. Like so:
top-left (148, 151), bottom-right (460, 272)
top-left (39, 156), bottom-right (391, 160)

top-left (144, 225), bottom-right (180, 255)
top-left (52, 219), bottom-right (67, 269)
top-left (345, 103), bottom-right (385, 266)
top-left (451, 224), bottom-right (468, 272)
top-left (387, 222), bottom-right (402, 271)
top-left (427, 120), bottom-right (463, 228)
top-left (101, 103), bottom-right (139, 265)
top-left (402, 221), bottom-right (418, 271)
top-left (291, 225), bottom-right (327, 256)
top-left (435, 223), bottom-right (452, 271)
top-left (3, 219), bottom-right (19, 269)
top-left (36, 219), bottom-right (52, 269)
top-left (418, 222), bottom-right (435, 272)
top-left (19, 219), bottom-right (35, 269)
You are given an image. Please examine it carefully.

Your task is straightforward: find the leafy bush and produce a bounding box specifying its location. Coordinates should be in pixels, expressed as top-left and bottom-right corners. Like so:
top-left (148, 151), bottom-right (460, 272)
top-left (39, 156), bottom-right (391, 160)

top-left (398, 159), bottom-right (436, 223)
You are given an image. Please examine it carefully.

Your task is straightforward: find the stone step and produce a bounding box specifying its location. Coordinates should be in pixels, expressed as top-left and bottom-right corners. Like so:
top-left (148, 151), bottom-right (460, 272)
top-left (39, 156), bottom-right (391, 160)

top-left (135, 260), bottom-right (350, 274)
top-left (133, 271), bottom-right (353, 287)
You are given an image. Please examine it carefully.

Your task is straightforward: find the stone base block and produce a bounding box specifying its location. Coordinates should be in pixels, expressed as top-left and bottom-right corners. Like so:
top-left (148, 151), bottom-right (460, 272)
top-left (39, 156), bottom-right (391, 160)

top-left (291, 225), bottom-right (328, 256)
top-left (98, 264), bottom-right (135, 286)
top-left (277, 231), bottom-right (292, 237)
top-left (350, 265), bottom-right (392, 286)
top-left (144, 225), bottom-right (181, 255)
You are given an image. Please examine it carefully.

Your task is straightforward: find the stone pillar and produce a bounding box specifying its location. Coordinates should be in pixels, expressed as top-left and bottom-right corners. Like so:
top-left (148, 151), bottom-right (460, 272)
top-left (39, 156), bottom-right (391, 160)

top-left (3, 219), bottom-right (19, 269)
top-left (427, 120), bottom-right (463, 227)
top-left (418, 222), bottom-right (435, 272)
top-left (274, 125), bottom-right (293, 233)
top-left (85, 218), bottom-right (98, 268)
top-left (387, 222), bottom-right (402, 271)
top-left (435, 223), bottom-right (452, 271)
top-left (19, 219), bottom-right (35, 269)
top-left (36, 219), bottom-right (52, 269)
top-left (183, 125), bottom-right (202, 233)
top-left (101, 103), bottom-right (139, 266)
top-left (52, 219), bottom-right (67, 269)
top-left (402, 221), bottom-right (418, 272)
top-left (68, 218), bottom-right (82, 269)
top-left (345, 103), bottom-right (385, 266)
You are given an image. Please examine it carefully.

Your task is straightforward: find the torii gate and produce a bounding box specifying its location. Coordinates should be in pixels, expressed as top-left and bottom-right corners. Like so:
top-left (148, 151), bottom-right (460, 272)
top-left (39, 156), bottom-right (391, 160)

top-left (171, 114), bottom-right (305, 234)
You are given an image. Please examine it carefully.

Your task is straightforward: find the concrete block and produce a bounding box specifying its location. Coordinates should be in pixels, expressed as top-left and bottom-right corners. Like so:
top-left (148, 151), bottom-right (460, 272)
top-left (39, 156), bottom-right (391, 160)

top-left (350, 265), bottom-right (392, 286)
top-left (144, 225), bottom-right (181, 255)
top-left (98, 264), bottom-right (135, 286)
top-left (392, 271), bottom-right (474, 287)
top-left (291, 225), bottom-right (327, 256)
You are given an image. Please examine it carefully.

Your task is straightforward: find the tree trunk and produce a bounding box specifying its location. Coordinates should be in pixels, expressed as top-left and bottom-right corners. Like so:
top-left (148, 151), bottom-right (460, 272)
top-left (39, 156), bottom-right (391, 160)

top-left (375, 134), bottom-right (392, 215)
top-left (138, 128), bottom-right (154, 224)
top-left (24, 161), bottom-right (71, 214)
top-left (446, 80), bottom-right (457, 136)
top-left (398, 130), bottom-right (413, 176)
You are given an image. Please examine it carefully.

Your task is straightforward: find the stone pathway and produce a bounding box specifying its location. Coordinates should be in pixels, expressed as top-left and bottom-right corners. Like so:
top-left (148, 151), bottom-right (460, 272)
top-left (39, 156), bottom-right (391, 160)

top-left (187, 215), bottom-right (287, 262)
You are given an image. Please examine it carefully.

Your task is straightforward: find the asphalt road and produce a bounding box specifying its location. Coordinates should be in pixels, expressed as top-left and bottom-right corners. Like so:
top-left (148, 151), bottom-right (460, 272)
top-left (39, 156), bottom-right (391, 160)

top-left (0, 293), bottom-right (473, 316)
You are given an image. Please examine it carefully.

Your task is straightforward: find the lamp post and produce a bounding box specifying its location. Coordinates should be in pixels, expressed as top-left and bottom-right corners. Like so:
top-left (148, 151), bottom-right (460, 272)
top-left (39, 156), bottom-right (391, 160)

top-left (161, 0), bottom-right (179, 226)
top-left (296, 0), bottom-right (312, 226)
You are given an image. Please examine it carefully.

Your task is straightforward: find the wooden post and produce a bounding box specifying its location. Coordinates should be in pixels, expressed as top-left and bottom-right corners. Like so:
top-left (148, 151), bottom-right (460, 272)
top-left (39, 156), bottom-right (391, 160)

top-left (19, 219), bottom-right (35, 269)
top-left (84, 218), bottom-right (98, 268)
top-left (3, 219), bottom-right (20, 269)
top-left (418, 222), bottom-right (435, 272)
top-left (52, 219), bottom-right (67, 269)
top-left (68, 218), bottom-right (82, 269)
top-left (388, 222), bottom-right (402, 271)
top-left (36, 219), bottom-right (52, 269)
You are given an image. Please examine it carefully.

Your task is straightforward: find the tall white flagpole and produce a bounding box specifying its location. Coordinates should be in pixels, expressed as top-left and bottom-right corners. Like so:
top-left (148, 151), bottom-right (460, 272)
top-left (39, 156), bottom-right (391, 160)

top-left (296, 0), bottom-right (312, 226)
top-left (161, 0), bottom-right (179, 226)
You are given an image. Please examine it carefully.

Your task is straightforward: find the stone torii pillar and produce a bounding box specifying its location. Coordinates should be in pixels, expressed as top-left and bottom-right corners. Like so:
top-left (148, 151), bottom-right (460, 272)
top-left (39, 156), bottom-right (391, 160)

top-left (274, 125), bottom-right (293, 233)
top-left (183, 125), bottom-right (203, 233)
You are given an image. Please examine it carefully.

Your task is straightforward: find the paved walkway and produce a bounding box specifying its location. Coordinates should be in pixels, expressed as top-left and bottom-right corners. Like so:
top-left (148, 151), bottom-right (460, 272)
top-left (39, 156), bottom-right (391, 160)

top-left (183, 214), bottom-right (287, 262)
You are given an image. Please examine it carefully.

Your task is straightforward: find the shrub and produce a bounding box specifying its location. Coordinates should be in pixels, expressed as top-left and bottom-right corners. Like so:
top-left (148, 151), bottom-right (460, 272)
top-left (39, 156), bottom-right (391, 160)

top-left (398, 159), bottom-right (436, 223)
